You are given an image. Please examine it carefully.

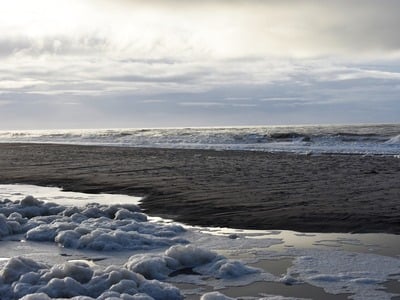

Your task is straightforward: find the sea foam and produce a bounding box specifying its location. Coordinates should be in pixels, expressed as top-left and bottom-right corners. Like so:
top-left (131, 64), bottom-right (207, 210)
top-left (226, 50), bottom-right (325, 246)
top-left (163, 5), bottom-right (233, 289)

top-left (0, 187), bottom-right (399, 300)
top-left (0, 196), bottom-right (187, 251)
top-left (0, 256), bottom-right (183, 299)
top-left (0, 194), bottom-right (269, 299)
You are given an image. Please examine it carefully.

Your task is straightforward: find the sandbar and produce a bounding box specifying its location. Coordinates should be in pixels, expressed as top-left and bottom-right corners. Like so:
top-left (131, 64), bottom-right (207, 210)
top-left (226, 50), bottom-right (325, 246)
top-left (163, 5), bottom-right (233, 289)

top-left (0, 143), bottom-right (399, 234)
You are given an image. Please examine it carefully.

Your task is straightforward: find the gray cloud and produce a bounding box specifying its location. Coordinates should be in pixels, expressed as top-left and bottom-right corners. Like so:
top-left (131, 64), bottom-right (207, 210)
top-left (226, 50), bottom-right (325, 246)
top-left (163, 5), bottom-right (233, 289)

top-left (0, 0), bottom-right (400, 129)
top-left (102, 72), bottom-right (207, 84)
top-left (0, 34), bottom-right (109, 57)
top-left (3, 0), bottom-right (400, 60)
top-left (100, 0), bottom-right (400, 57)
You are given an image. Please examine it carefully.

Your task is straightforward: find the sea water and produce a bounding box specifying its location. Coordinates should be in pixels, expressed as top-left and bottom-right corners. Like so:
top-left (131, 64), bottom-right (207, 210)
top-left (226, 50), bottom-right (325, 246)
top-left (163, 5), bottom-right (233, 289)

top-left (0, 124), bottom-right (399, 155)
top-left (0, 185), bottom-right (399, 300)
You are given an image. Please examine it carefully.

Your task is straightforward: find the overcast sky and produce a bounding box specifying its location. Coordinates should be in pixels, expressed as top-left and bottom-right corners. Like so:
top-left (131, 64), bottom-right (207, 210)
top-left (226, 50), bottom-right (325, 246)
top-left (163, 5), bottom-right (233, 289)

top-left (1, 0), bottom-right (399, 129)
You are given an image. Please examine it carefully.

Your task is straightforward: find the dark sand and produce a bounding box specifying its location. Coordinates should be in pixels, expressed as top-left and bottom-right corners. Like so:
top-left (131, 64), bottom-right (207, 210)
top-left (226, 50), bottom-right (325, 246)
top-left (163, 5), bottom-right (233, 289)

top-left (0, 143), bottom-right (399, 233)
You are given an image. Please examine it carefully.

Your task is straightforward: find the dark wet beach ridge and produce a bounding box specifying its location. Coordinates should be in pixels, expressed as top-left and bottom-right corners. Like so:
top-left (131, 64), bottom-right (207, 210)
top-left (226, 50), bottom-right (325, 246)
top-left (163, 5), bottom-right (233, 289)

top-left (0, 143), bottom-right (399, 234)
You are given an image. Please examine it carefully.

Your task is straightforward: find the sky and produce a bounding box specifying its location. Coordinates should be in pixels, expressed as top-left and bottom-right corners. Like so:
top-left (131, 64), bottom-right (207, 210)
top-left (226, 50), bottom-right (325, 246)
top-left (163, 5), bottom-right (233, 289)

top-left (0, 0), bottom-right (400, 129)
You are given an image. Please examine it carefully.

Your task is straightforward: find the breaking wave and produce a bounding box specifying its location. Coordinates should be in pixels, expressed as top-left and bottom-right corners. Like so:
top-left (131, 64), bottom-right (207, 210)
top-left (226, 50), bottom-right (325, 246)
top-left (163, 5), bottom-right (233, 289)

top-left (385, 134), bottom-right (400, 144)
top-left (0, 124), bottom-right (399, 155)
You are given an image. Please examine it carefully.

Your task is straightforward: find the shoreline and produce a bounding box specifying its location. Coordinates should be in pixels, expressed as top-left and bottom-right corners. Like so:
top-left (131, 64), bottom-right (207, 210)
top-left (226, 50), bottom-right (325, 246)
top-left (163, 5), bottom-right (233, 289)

top-left (0, 143), bottom-right (399, 234)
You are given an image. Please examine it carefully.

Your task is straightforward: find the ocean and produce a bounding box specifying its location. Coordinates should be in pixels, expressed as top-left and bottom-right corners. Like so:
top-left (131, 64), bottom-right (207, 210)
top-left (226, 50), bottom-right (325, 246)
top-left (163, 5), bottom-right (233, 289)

top-left (0, 123), bottom-right (399, 155)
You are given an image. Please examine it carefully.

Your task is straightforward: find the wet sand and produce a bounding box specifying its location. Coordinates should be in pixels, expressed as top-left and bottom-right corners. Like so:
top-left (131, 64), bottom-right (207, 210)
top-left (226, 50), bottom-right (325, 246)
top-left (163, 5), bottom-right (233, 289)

top-left (0, 143), bottom-right (399, 234)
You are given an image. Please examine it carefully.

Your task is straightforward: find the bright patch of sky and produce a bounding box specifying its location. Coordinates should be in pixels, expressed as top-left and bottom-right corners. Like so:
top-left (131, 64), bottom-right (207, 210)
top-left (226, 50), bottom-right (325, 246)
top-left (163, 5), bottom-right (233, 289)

top-left (0, 0), bottom-right (399, 129)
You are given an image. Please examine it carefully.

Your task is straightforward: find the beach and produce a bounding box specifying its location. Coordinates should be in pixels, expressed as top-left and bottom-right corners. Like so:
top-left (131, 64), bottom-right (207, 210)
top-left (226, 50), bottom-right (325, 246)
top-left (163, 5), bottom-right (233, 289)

top-left (0, 143), bottom-right (399, 234)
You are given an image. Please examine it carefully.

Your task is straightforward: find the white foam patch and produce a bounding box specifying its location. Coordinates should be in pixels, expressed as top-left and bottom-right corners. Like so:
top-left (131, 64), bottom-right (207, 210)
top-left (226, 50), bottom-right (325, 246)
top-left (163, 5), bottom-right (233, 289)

top-left (200, 292), bottom-right (235, 300)
top-left (0, 245), bottom-right (271, 300)
top-left (0, 196), bottom-right (187, 251)
top-left (0, 256), bottom-right (183, 300)
top-left (125, 245), bottom-right (270, 288)
top-left (283, 248), bottom-right (400, 300)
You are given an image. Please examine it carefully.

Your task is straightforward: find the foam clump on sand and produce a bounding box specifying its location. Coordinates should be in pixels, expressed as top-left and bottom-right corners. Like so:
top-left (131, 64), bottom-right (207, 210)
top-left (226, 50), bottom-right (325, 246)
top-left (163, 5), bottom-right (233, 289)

top-left (0, 256), bottom-right (183, 300)
top-left (125, 245), bottom-right (262, 282)
top-left (0, 246), bottom-right (265, 300)
top-left (0, 196), bottom-right (187, 251)
top-left (200, 292), bottom-right (235, 300)
top-left (0, 196), bottom-right (64, 219)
